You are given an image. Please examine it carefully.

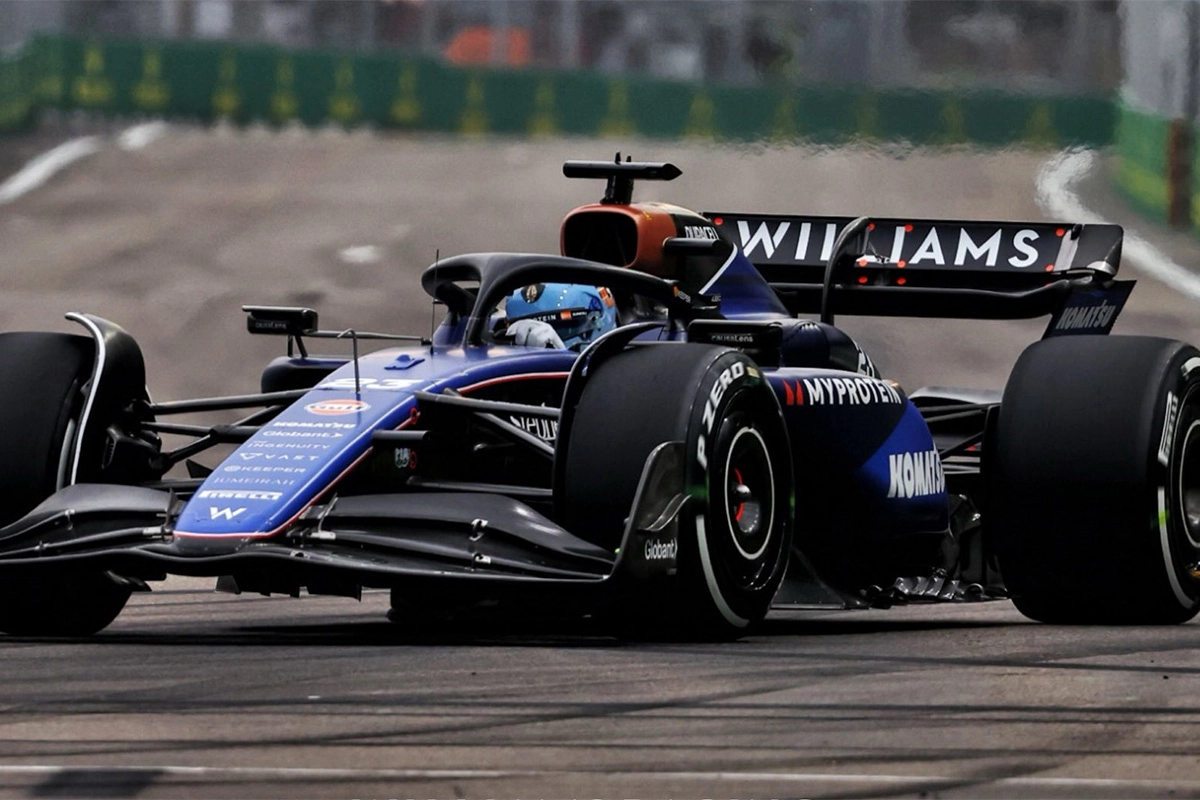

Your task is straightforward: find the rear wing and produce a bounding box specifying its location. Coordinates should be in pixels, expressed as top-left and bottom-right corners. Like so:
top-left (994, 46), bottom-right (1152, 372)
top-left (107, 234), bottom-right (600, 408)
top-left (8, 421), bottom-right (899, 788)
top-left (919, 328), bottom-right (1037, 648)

top-left (704, 213), bottom-right (1130, 332)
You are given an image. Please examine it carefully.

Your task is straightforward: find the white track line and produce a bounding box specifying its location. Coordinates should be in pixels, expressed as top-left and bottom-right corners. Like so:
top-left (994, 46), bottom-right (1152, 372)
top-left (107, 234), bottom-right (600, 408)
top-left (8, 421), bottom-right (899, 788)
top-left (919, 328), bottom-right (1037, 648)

top-left (0, 136), bottom-right (100, 205)
top-left (0, 764), bottom-right (1198, 791)
top-left (116, 120), bottom-right (167, 151)
top-left (1036, 147), bottom-right (1200, 303)
top-left (0, 121), bottom-right (167, 206)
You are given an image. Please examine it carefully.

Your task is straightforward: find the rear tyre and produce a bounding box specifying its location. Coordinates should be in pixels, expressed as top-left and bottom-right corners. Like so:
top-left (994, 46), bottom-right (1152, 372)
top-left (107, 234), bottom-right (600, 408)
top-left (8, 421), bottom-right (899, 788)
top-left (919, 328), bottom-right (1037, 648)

top-left (559, 344), bottom-right (793, 639)
top-left (0, 332), bottom-right (132, 635)
top-left (991, 335), bottom-right (1200, 624)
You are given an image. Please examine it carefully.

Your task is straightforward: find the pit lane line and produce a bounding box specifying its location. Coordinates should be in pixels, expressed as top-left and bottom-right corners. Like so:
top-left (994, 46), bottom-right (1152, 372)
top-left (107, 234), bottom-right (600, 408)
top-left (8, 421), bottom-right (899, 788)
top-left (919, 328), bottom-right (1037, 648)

top-left (1036, 148), bottom-right (1200, 303)
top-left (1, 764), bottom-right (1199, 793)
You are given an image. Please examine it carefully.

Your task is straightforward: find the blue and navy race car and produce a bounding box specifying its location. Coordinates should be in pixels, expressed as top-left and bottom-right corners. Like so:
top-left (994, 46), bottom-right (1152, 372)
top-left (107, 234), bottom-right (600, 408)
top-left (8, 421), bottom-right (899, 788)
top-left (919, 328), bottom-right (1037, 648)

top-left (0, 156), bottom-right (1197, 638)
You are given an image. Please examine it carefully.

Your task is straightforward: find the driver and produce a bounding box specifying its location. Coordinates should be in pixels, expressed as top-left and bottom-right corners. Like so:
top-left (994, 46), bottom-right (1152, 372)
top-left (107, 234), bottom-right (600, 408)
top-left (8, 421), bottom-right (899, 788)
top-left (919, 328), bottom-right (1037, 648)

top-left (503, 282), bottom-right (618, 350)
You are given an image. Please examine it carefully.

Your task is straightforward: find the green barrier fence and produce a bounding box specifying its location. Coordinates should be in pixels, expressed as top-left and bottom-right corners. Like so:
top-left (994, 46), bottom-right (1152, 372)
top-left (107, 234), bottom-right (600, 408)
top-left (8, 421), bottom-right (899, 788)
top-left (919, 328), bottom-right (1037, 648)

top-left (1114, 102), bottom-right (1173, 224)
top-left (1193, 121), bottom-right (1200, 230)
top-left (1110, 102), bottom-right (1200, 234)
top-left (22, 35), bottom-right (1200, 236)
top-left (0, 48), bottom-right (34, 133)
top-left (7, 35), bottom-right (1115, 149)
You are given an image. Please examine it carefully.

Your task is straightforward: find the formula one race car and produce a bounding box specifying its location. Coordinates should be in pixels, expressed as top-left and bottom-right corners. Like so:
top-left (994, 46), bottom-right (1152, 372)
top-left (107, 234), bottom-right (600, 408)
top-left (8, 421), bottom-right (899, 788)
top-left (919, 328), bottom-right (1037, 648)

top-left (0, 156), bottom-right (1196, 639)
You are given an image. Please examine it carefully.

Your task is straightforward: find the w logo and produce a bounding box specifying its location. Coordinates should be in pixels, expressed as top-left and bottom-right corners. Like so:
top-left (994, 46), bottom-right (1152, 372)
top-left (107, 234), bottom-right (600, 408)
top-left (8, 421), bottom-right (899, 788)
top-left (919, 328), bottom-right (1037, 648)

top-left (209, 506), bottom-right (247, 521)
top-left (736, 220), bottom-right (790, 258)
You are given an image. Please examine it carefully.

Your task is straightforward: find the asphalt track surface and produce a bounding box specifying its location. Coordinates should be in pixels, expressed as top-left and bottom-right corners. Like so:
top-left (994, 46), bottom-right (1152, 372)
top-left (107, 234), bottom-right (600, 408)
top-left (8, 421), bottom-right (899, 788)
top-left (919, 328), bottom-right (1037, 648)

top-left (3, 127), bottom-right (1200, 799)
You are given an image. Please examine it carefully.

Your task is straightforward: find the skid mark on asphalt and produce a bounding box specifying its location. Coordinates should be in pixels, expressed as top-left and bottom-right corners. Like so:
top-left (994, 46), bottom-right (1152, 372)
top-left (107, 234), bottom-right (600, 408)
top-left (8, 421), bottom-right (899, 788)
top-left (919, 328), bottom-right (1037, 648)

top-left (29, 767), bottom-right (163, 799)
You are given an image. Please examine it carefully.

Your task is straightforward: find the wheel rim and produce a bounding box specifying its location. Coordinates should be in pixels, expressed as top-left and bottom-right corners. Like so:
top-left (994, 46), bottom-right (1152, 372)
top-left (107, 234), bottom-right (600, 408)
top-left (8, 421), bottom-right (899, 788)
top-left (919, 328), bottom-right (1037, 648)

top-left (1178, 420), bottom-right (1200, 549)
top-left (731, 468), bottom-right (763, 536)
top-left (722, 427), bottom-right (775, 563)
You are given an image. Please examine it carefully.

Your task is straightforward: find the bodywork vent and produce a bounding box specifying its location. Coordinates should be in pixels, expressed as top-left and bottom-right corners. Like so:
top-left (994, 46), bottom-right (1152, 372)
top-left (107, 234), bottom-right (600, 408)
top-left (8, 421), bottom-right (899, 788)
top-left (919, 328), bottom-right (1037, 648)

top-left (561, 211), bottom-right (638, 268)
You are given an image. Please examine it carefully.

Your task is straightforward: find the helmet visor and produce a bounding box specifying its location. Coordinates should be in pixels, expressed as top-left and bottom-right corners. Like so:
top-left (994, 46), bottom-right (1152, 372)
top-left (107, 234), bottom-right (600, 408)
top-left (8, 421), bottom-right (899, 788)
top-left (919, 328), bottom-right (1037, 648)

top-left (512, 307), bottom-right (601, 344)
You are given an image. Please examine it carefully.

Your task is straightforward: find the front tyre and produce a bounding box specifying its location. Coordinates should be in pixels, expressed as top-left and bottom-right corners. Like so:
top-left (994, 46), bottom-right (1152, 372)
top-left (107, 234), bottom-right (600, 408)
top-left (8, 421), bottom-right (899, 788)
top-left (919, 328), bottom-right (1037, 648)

top-left (0, 572), bottom-right (131, 636)
top-left (560, 344), bottom-right (793, 638)
top-left (692, 403), bottom-right (787, 629)
top-left (0, 332), bottom-right (136, 636)
top-left (992, 335), bottom-right (1200, 624)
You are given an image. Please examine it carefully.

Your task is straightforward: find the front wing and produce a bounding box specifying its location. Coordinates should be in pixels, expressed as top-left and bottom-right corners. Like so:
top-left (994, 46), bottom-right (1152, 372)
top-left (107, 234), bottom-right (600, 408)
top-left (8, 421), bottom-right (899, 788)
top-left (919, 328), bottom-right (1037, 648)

top-left (0, 484), bottom-right (622, 589)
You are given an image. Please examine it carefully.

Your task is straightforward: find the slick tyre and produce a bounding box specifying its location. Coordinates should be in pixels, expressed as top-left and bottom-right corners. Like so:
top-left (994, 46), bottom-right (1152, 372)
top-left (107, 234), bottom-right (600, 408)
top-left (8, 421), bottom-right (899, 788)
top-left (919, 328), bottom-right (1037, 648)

top-left (0, 572), bottom-right (131, 636)
top-left (0, 332), bottom-right (94, 524)
top-left (991, 335), bottom-right (1200, 624)
top-left (0, 333), bottom-right (131, 636)
top-left (560, 344), bottom-right (793, 639)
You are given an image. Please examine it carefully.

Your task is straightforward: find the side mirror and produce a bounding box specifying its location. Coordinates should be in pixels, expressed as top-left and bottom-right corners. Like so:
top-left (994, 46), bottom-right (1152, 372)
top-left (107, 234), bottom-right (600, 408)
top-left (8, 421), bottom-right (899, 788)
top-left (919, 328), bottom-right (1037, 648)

top-left (242, 305), bottom-right (318, 337)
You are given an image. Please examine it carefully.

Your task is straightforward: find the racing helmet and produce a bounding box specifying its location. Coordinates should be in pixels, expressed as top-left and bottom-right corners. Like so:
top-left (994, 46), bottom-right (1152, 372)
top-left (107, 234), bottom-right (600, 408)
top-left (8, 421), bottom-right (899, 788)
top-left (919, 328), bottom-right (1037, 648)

top-left (505, 283), bottom-right (617, 350)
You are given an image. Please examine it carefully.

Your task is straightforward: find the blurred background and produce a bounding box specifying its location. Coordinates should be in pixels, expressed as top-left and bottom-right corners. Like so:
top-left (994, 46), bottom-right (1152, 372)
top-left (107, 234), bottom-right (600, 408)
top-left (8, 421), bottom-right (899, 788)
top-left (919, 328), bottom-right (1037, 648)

top-left (0, 2), bottom-right (1162, 189)
top-left (0, 0), bottom-right (1124, 93)
top-left (1, 1), bottom-right (1193, 227)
